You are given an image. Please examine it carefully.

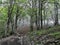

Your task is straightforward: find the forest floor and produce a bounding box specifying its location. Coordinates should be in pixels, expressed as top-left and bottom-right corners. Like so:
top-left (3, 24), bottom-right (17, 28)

top-left (29, 25), bottom-right (60, 39)
top-left (0, 26), bottom-right (60, 45)
top-left (28, 25), bottom-right (60, 45)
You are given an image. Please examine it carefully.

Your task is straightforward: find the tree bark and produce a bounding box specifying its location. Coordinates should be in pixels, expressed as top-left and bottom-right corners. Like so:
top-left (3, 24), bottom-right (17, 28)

top-left (54, 0), bottom-right (58, 25)
top-left (6, 0), bottom-right (13, 36)
top-left (39, 0), bottom-right (43, 29)
top-left (15, 5), bottom-right (19, 32)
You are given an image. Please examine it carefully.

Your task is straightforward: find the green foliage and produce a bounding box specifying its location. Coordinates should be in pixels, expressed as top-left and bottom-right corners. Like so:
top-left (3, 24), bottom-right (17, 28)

top-left (0, 6), bottom-right (8, 21)
top-left (48, 0), bottom-right (54, 2)
top-left (49, 32), bottom-right (60, 39)
top-left (0, 0), bottom-right (2, 4)
top-left (0, 29), bottom-right (5, 38)
top-left (19, 0), bottom-right (27, 3)
top-left (28, 26), bottom-right (60, 39)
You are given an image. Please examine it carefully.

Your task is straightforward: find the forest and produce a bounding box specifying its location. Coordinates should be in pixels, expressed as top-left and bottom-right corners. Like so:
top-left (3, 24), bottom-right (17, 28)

top-left (0, 0), bottom-right (60, 45)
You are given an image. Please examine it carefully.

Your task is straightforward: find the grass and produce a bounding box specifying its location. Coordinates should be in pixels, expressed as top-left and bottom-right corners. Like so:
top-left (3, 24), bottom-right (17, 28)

top-left (49, 32), bottom-right (60, 39)
top-left (28, 25), bottom-right (60, 39)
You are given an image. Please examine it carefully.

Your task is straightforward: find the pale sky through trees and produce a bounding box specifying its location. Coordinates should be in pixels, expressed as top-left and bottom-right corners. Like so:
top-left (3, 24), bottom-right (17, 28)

top-left (2, 0), bottom-right (6, 2)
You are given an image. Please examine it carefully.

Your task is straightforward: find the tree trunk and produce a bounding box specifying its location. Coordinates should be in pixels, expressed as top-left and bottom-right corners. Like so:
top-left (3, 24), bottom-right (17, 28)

top-left (30, 0), bottom-right (34, 31)
top-left (54, 0), bottom-right (58, 25)
top-left (15, 5), bottom-right (19, 32)
top-left (44, 7), bottom-right (46, 28)
top-left (39, 0), bottom-right (43, 29)
top-left (7, 0), bottom-right (13, 36)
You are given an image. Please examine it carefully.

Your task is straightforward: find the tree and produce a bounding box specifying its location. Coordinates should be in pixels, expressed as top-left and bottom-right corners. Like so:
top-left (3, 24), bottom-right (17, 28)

top-left (30, 0), bottom-right (34, 31)
top-left (7, 0), bottom-right (13, 36)
top-left (15, 4), bottom-right (20, 32)
top-left (54, 0), bottom-right (58, 25)
top-left (39, 0), bottom-right (43, 29)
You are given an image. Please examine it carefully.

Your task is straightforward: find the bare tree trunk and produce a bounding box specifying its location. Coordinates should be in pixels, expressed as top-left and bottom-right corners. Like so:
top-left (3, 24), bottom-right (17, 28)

top-left (40, 1), bottom-right (43, 29)
top-left (6, 0), bottom-right (13, 36)
top-left (30, 0), bottom-right (34, 31)
top-left (39, 0), bottom-right (43, 29)
top-left (15, 5), bottom-right (19, 32)
top-left (54, 0), bottom-right (58, 25)
top-left (44, 7), bottom-right (46, 28)
top-left (34, 0), bottom-right (39, 30)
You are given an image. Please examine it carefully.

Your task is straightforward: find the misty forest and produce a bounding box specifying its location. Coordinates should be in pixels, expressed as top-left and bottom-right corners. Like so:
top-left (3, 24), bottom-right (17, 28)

top-left (0, 0), bottom-right (60, 45)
